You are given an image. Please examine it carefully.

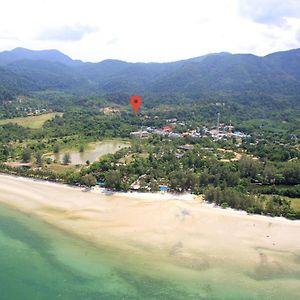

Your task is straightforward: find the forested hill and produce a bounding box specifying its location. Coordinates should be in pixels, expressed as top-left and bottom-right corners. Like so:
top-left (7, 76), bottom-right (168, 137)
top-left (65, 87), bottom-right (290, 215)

top-left (1, 47), bottom-right (300, 102)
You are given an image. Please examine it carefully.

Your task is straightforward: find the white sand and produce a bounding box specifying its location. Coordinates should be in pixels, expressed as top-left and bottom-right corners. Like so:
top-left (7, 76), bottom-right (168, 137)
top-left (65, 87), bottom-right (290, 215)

top-left (0, 173), bottom-right (300, 272)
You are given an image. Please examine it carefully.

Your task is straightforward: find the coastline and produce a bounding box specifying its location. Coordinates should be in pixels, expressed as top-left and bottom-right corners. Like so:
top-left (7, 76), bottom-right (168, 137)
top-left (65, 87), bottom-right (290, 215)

top-left (1, 173), bottom-right (300, 298)
top-left (0, 172), bottom-right (298, 223)
top-left (1, 172), bottom-right (300, 224)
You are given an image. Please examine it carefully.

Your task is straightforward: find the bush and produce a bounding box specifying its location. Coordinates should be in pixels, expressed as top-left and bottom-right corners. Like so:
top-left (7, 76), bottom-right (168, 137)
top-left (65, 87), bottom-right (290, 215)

top-left (221, 202), bottom-right (228, 209)
top-left (264, 196), bottom-right (295, 218)
top-left (62, 153), bottom-right (71, 164)
top-left (80, 174), bottom-right (96, 187)
top-left (21, 148), bottom-right (31, 163)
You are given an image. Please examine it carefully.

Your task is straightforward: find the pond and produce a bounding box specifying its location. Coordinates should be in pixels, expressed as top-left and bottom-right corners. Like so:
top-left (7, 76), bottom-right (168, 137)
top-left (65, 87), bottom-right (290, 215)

top-left (50, 141), bottom-right (130, 165)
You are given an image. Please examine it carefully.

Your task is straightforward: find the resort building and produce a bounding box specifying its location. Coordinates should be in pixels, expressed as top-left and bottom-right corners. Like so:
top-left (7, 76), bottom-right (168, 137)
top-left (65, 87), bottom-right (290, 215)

top-left (130, 131), bottom-right (149, 139)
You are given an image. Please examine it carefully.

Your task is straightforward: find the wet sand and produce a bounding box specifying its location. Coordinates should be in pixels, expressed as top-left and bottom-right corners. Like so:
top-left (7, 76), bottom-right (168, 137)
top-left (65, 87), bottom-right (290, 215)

top-left (0, 173), bottom-right (300, 298)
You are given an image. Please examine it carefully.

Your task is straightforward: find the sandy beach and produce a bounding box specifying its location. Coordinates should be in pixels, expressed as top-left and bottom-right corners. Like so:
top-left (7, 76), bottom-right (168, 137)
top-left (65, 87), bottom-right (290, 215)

top-left (1, 173), bottom-right (300, 283)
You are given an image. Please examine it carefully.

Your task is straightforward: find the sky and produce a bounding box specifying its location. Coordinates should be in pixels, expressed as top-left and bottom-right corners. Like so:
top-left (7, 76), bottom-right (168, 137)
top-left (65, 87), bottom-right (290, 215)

top-left (1, 0), bottom-right (300, 63)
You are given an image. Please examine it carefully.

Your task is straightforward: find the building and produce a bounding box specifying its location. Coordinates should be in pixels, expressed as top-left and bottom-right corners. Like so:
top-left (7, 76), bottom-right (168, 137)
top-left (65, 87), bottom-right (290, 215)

top-left (166, 118), bottom-right (177, 123)
top-left (169, 132), bottom-right (182, 138)
top-left (130, 131), bottom-right (149, 139)
top-left (130, 183), bottom-right (141, 190)
top-left (179, 144), bottom-right (194, 151)
top-left (209, 129), bottom-right (220, 139)
top-left (162, 125), bottom-right (174, 133)
top-left (232, 131), bottom-right (251, 139)
top-left (159, 185), bottom-right (169, 192)
top-left (101, 106), bottom-right (121, 115)
top-left (201, 147), bottom-right (214, 152)
top-left (153, 129), bottom-right (168, 136)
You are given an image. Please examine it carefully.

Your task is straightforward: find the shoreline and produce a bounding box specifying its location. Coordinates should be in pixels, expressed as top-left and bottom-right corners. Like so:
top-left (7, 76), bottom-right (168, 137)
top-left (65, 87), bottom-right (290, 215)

top-left (0, 171), bottom-right (198, 200)
top-left (0, 172), bottom-right (298, 223)
top-left (1, 173), bottom-right (300, 274)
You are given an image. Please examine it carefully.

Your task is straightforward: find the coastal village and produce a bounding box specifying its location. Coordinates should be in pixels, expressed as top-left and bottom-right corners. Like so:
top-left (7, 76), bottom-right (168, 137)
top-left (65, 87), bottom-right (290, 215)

top-left (127, 115), bottom-right (251, 193)
top-left (130, 116), bottom-right (250, 141)
top-left (1, 108), bottom-right (253, 194)
top-left (101, 105), bottom-right (251, 142)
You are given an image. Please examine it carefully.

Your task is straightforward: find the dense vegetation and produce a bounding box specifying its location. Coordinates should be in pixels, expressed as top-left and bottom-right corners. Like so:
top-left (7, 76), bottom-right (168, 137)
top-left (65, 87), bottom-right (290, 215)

top-left (1, 47), bottom-right (300, 104)
top-left (1, 116), bottom-right (299, 219)
top-left (0, 47), bottom-right (300, 219)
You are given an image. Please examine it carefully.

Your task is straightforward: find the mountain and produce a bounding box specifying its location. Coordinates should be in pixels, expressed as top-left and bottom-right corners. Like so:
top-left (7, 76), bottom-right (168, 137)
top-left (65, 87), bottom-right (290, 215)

top-left (7, 60), bottom-right (87, 90)
top-left (0, 47), bottom-right (82, 66)
top-left (264, 48), bottom-right (300, 81)
top-left (151, 53), bottom-right (300, 96)
top-left (1, 47), bottom-right (300, 104)
top-left (0, 65), bottom-right (40, 100)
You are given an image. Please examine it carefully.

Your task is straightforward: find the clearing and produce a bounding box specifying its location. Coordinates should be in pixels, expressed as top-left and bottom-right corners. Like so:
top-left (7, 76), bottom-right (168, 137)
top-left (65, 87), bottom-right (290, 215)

top-left (0, 112), bottom-right (63, 129)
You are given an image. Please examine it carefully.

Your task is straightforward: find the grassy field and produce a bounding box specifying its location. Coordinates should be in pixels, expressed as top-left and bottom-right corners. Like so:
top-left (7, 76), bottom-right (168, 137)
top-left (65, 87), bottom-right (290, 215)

top-left (260, 194), bottom-right (300, 213)
top-left (0, 112), bottom-right (63, 129)
top-left (44, 164), bottom-right (79, 174)
top-left (290, 198), bottom-right (300, 212)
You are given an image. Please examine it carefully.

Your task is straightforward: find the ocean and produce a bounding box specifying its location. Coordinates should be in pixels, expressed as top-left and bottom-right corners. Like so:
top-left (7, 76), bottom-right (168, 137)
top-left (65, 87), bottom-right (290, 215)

top-left (0, 204), bottom-right (299, 300)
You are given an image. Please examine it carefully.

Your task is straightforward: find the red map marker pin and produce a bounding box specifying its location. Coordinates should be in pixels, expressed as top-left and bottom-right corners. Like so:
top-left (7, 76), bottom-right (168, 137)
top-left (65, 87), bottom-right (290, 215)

top-left (130, 95), bottom-right (142, 113)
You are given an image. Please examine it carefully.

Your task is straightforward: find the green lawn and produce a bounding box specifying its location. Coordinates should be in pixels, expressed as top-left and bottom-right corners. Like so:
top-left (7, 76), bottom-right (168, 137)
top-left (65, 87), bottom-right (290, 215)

top-left (0, 112), bottom-right (63, 129)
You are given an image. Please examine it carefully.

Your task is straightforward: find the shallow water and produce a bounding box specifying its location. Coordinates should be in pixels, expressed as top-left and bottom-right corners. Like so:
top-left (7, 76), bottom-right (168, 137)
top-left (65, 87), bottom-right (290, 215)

top-left (0, 204), bottom-right (299, 300)
top-left (52, 141), bottom-right (129, 165)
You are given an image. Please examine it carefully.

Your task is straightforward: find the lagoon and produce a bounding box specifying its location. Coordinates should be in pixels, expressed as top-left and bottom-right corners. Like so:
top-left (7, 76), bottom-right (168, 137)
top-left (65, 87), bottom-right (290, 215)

top-left (51, 140), bottom-right (129, 165)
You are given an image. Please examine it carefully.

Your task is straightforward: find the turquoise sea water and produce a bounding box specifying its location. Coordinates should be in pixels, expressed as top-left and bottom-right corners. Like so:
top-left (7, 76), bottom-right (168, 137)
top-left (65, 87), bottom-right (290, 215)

top-left (0, 204), bottom-right (299, 300)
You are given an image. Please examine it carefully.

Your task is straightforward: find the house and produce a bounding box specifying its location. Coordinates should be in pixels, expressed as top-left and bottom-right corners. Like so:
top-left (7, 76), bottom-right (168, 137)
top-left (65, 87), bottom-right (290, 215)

top-left (201, 147), bottom-right (214, 152)
top-left (191, 132), bottom-right (201, 138)
top-left (162, 125), bottom-right (174, 133)
top-left (209, 129), bottom-right (220, 139)
top-left (225, 125), bottom-right (234, 132)
top-left (232, 131), bottom-right (251, 139)
top-left (130, 131), bottom-right (149, 139)
top-left (153, 129), bottom-right (167, 136)
top-left (182, 132), bottom-right (190, 137)
top-left (159, 185), bottom-right (169, 192)
top-left (166, 118), bottom-right (177, 123)
top-left (101, 106), bottom-right (121, 115)
top-left (169, 132), bottom-right (182, 138)
top-left (130, 174), bottom-right (147, 190)
top-left (131, 183), bottom-right (141, 190)
top-left (179, 144), bottom-right (194, 151)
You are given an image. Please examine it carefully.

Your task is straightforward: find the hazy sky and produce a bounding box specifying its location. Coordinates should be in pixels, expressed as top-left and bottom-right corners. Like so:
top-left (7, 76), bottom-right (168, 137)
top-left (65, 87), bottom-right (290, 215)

top-left (1, 0), bottom-right (300, 62)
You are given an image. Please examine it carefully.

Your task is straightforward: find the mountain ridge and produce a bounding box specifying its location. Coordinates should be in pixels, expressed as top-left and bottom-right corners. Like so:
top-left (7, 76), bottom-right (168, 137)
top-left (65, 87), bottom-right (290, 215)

top-left (1, 47), bottom-right (300, 103)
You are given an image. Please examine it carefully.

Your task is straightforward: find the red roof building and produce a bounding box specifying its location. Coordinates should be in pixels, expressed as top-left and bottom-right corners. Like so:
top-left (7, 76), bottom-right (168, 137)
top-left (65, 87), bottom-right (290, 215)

top-left (162, 125), bottom-right (175, 132)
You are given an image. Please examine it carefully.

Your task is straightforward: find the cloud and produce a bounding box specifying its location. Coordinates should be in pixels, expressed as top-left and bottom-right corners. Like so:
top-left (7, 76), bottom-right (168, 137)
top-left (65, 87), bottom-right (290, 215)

top-left (1, 0), bottom-right (300, 62)
top-left (0, 32), bottom-right (18, 40)
top-left (238, 0), bottom-right (300, 26)
top-left (296, 29), bottom-right (300, 42)
top-left (107, 37), bottom-right (119, 45)
top-left (37, 24), bottom-right (97, 41)
top-left (0, 27), bottom-right (19, 40)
